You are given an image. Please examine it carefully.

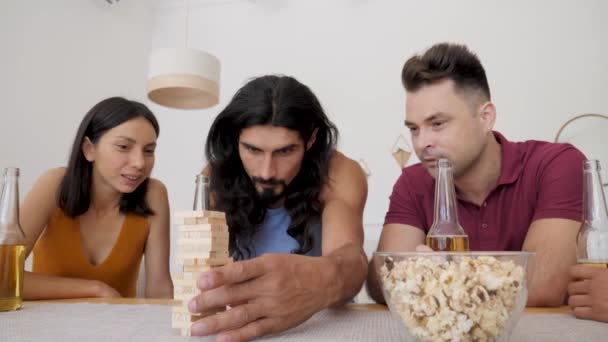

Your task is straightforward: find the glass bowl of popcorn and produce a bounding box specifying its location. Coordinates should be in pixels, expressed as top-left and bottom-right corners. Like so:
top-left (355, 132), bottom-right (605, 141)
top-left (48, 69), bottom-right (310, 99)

top-left (373, 251), bottom-right (533, 342)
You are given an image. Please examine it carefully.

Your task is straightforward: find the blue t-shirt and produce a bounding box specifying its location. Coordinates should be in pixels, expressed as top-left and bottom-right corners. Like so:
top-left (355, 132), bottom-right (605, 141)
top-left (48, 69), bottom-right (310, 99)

top-left (249, 206), bottom-right (322, 258)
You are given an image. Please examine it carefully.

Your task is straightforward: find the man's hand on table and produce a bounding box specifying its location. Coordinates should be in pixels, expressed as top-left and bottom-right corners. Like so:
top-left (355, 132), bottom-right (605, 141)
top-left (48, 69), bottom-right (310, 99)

top-left (187, 253), bottom-right (334, 341)
top-left (568, 264), bottom-right (608, 323)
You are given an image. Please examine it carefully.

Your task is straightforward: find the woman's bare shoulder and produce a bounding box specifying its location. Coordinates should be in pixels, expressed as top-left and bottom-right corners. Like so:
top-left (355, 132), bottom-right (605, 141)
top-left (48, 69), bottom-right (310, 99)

top-left (144, 177), bottom-right (169, 211)
top-left (31, 167), bottom-right (66, 193)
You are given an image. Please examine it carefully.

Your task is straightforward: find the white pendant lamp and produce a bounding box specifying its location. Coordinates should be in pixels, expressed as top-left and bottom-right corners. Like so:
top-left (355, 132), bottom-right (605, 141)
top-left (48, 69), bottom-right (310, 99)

top-left (147, 47), bottom-right (220, 109)
top-left (146, 0), bottom-right (221, 110)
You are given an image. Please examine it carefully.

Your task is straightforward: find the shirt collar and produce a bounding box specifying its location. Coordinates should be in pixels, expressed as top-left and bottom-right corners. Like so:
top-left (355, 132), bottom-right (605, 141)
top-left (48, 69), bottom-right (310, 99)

top-left (493, 131), bottom-right (523, 186)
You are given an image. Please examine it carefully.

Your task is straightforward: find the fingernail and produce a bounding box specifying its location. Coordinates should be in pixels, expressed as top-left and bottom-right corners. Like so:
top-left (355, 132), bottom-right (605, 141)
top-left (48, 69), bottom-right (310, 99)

top-left (217, 334), bottom-right (232, 342)
top-left (188, 298), bottom-right (197, 312)
top-left (191, 321), bottom-right (209, 335)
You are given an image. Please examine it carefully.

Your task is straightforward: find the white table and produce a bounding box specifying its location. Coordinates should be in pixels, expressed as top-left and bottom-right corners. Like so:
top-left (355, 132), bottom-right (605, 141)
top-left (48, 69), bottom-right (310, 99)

top-left (1, 299), bottom-right (606, 341)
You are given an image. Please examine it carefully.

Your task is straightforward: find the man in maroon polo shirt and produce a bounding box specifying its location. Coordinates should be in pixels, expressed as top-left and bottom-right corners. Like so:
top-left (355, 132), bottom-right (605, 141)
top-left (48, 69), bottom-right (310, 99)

top-left (367, 42), bottom-right (585, 307)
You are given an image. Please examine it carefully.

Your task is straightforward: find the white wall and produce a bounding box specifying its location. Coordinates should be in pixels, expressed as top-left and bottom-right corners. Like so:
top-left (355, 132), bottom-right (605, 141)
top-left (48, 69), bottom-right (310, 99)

top-left (1, 1), bottom-right (607, 275)
top-left (150, 0), bottom-right (608, 241)
top-left (0, 0), bottom-right (155, 268)
top-left (0, 0), bottom-right (154, 193)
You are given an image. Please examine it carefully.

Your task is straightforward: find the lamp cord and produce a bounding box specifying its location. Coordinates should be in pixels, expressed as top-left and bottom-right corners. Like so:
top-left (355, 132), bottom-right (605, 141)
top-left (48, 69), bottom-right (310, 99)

top-left (554, 113), bottom-right (608, 187)
top-left (554, 113), bottom-right (608, 142)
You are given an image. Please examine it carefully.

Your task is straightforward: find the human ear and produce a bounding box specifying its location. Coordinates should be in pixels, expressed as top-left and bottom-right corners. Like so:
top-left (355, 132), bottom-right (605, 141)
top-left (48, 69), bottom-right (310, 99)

top-left (82, 137), bottom-right (95, 162)
top-left (478, 101), bottom-right (496, 132)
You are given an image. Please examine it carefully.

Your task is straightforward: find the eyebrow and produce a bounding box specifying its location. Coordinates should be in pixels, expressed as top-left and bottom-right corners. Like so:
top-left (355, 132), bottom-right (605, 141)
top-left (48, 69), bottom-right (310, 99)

top-left (240, 141), bottom-right (298, 153)
top-left (273, 144), bottom-right (298, 153)
top-left (115, 136), bottom-right (156, 147)
top-left (115, 136), bottom-right (136, 143)
top-left (404, 112), bottom-right (449, 126)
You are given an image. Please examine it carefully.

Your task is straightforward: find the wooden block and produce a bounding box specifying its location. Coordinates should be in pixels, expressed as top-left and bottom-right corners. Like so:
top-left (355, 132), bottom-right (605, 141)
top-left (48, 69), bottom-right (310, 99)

top-left (173, 283), bottom-right (198, 294)
top-left (172, 321), bottom-right (195, 331)
top-left (177, 222), bottom-right (228, 232)
top-left (174, 284), bottom-right (200, 298)
top-left (185, 257), bottom-right (233, 267)
top-left (177, 256), bottom-right (233, 266)
top-left (214, 250), bottom-right (230, 258)
top-left (174, 211), bottom-right (226, 226)
top-left (176, 219), bottom-right (228, 233)
top-left (177, 251), bottom-right (230, 261)
top-left (179, 272), bottom-right (204, 281)
top-left (171, 313), bottom-right (202, 330)
top-left (173, 308), bottom-right (214, 318)
top-left (172, 276), bottom-right (198, 299)
top-left (178, 216), bottom-right (227, 225)
top-left (172, 290), bottom-right (197, 302)
top-left (177, 229), bottom-right (229, 239)
top-left (171, 307), bottom-right (226, 330)
top-left (176, 249), bottom-right (229, 259)
top-left (178, 236), bottom-right (229, 246)
top-left (171, 303), bottom-right (191, 314)
top-left (172, 266), bottom-right (227, 284)
top-left (174, 210), bottom-right (226, 219)
top-left (178, 252), bottom-right (231, 263)
top-left (173, 292), bottom-right (195, 302)
top-left (176, 236), bottom-right (229, 246)
top-left (171, 311), bottom-right (202, 323)
top-left (173, 303), bottom-right (225, 314)
top-left (178, 270), bottom-right (217, 281)
top-left (176, 243), bottom-right (229, 255)
top-left (181, 268), bottom-right (212, 278)
top-left (173, 274), bottom-right (198, 286)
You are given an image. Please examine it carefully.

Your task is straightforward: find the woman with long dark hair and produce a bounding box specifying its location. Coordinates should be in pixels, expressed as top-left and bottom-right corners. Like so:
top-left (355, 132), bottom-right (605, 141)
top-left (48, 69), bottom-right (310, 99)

top-left (21, 97), bottom-right (173, 299)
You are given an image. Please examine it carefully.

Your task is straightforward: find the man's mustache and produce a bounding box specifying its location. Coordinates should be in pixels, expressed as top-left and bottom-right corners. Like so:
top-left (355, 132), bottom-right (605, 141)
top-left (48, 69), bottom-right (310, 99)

top-left (420, 151), bottom-right (446, 162)
top-left (251, 177), bottom-right (287, 187)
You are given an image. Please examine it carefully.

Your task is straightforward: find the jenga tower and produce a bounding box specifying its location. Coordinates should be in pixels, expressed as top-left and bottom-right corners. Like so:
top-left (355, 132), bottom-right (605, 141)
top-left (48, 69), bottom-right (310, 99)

top-left (171, 210), bottom-right (232, 336)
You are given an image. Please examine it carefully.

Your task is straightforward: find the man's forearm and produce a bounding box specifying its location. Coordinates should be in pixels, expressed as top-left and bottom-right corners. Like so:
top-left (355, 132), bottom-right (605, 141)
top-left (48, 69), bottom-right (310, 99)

top-left (522, 218), bottom-right (580, 307)
top-left (322, 243), bottom-right (368, 307)
top-left (526, 254), bottom-right (574, 307)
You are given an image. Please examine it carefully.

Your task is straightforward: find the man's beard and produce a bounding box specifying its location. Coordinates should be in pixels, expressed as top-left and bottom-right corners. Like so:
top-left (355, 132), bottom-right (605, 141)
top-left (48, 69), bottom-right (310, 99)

top-left (251, 177), bottom-right (288, 207)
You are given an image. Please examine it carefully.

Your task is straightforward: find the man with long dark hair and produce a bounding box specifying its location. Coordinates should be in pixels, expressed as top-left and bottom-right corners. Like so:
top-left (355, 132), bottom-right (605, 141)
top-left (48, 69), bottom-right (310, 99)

top-left (187, 75), bottom-right (368, 340)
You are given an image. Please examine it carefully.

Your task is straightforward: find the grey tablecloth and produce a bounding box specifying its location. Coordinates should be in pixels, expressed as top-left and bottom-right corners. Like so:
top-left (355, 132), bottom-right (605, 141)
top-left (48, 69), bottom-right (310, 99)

top-left (1, 302), bottom-right (606, 341)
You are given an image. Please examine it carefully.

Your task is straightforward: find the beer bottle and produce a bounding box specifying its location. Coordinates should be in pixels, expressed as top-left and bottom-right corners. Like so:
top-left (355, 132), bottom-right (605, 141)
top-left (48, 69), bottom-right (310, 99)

top-left (426, 159), bottom-right (470, 251)
top-left (576, 160), bottom-right (608, 267)
top-left (0, 167), bottom-right (27, 311)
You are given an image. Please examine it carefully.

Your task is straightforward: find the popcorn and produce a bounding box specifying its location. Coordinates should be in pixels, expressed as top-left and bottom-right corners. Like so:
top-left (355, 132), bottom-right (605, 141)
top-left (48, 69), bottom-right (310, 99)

top-left (380, 256), bottom-right (525, 342)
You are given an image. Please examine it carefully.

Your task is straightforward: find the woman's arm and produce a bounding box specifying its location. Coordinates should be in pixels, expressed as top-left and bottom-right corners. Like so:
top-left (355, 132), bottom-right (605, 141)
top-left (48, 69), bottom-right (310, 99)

top-left (21, 168), bottom-right (122, 299)
top-left (143, 178), bottom-right (173, 298)
top-left (20, 168), bottom-right (64, 257)
top-left (23, 272), bottom-right (121, 299)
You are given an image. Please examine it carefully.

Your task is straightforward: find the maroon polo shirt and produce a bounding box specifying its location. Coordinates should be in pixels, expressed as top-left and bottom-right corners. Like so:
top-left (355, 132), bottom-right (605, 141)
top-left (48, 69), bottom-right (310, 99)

top-left (384, 131), bottom-right (585, 251)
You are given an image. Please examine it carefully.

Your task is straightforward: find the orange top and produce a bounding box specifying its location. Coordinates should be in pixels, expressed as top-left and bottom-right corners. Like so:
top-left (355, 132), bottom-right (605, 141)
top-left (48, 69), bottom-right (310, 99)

top-left (32, 208), bottom-right (149, 297)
